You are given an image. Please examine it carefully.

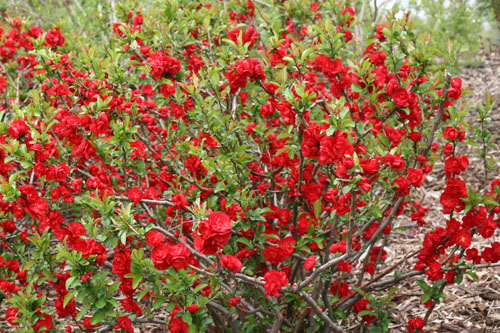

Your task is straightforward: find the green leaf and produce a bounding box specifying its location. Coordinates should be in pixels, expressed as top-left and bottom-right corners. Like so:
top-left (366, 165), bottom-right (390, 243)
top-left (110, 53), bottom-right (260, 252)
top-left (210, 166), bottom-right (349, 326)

top-left (137, 288), bottom-right (151, 301)
top-left (357, 310), bottom-right (374, 317)
top-left (193, 283), bottom-right (208, 294)
top-left (371, 206), bottom-right (383, 218)
top-left (236, 237), bottom-right (252, 247)
top-left (65, 276), bottom-right (77, 290)
top-left (95, 298), bottom-right (106, 309)
top-left (416, 280), bottom-right (431, 292)
top-left (106, 281), bottom-right (122, 297)
top-left (182, 312), bottom-right (192, 325)
top-left (121, 231), bottom-right (127, 245)
top-left (132, 275), bottom-right (143, 289)
top-left (63, 290), bottom-right (77, 307)
top-left (377, 133), bottom-right (389, 147)
top-left (313, 199), bottom-right (322, 219)
top-left (421, 293), bottom-right (430, 304)
top-left (76, 291), bottom-right (86, 303)
top-left (154, 297), bottom-right (166, 309)
top-left (76, 304), bottom-right (92, 321)
top-left (465, 271), bottom-right (479, 282)
top-left (166, 302), bottom-right (177, 312)
top-left (90, 310), bottom-right (105, 325)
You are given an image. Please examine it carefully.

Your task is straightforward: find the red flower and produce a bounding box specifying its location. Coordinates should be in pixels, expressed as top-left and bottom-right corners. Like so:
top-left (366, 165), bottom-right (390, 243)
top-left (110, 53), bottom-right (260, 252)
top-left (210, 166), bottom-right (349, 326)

top-left (5, 307), bottom-right (19, 326)
top-left (194, 212), bottom-right (232, 255)
top-left (172, 193), bottom-right (189, 209)
top-left (330, 281), bottom-right (350, 297)
top-left (408, 317), bottom-right (425, 333)
top-left (8, 119), bottom-right (29, 139)
top-left (44, 28), bottom-right (65, 48)
top-left (425, 261), bottom-right (443, 281)
top-left (302, 182), bottom-right (321, 203)
top-left (455, 229), bottom-right (472, 248)
top-left (337, 261), bottom-right (352, 272)
top-left (229, 296), bottom-right (241, 307)
top-left (169, 305), bottom-right (189, 333)
top-left (264, 270), bottom-right (288, 298)
top-left (443, 126), bottom-right (458, 140)
top-left (360, 158), bottom-right (379, 175)
top-left (186, 304), bottom-right (199, 313)
top-left (33, 312), bottom-right (54, 331)
top-left (278, 237), bottom-right (296, 258)
top-left (451, 77), bottom-right (462, 89)
top-left (146, 230), bottom-right (165, 247)
top-left (149, 50), bottom-right (181, 80)
top-left (227, 26), bottom-right (258, 49)
top-left (301, 124), bottom-right (323, 159)
top-left (220, 254), bottom-right (242, 273)
top-left (392, 88), bottom-right (410, 107)
top-left (169, 243), bottom-right (191, 270)
top-left (276, 208), bottom-right (292, 226)
top-left (114, 316), bottom-right (132, 332)
top-left (263, 246), bottom-right (285, 265)
top-left (440, 177), bottom-right (467, 214)
top-left (444, 155), bottom-right (469, 177)
top-left (127, 187), bottom-right (143, 204)
top-left (353, 298), bottom-right (376, 324)
top-left (112, 249), bottom-right (132, 276)
top-left (304, 256), bottom-right (317, 270)
top-left (319, 132), bottom-right (354, 165)
top-left (329, 241), bottom-right (347, 254)
top-left (408, 132), bottom-right (422, 142)
top-left (369, 51), bottom-right (386, 66)
top-left (224, 58), bottom-right (266, 93)
top-left (160, 79), bottom-right (177, 98)
top-left (465, 248), bottom-right (480, 264)
top-left (184, 155), bottom-right (207, 179)
top-left (407, 168), bottom-right (425, 187)
top-left (151, 243), bottom-right (171, 270)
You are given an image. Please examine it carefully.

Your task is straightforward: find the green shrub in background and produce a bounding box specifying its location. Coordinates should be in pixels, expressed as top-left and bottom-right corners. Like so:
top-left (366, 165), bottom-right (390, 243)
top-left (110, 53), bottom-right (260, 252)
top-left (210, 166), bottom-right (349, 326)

top-left (477, 0), bottom-right (500, 28)
top-left (352, 0), bottom-right (499, 72)
top-left (407, 0), bottom-right (484, 69)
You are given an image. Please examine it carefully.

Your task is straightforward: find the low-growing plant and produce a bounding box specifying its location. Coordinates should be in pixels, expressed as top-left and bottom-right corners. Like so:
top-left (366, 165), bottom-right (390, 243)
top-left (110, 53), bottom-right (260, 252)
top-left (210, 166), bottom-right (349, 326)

top-left (0, 0), bottom-right (498, 332)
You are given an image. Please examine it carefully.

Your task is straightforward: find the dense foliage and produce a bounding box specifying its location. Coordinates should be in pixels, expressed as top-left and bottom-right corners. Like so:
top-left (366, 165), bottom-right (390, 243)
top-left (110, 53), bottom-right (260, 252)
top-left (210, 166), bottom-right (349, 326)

top-left (0, 0), bottom-right (498, 332)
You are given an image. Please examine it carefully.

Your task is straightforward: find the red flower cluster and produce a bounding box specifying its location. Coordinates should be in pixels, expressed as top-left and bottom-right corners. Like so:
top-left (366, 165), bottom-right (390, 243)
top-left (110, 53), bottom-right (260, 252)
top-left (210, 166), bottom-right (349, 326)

top-left (408, 317), bottom-right (425, 333)
top-left (17, 185), bottom-right (49, 219)
top-left (194, 212), bottom-right (232, 255)
top-left (263, 237), bottom-right (296, 265)
top-left (148, 50), bottom-right (181, 80)
top-left (440, 177), bottom-right (468, 214)
top-left (220, 254), bottom-right (242, 273)
top-left (263, 270), bottom-right (288, 298)
top-left (44, 27), bottom-right (65, 49)
top-left (318, 132), bottom-right (354, 165)
top-left (227, 26), bottom-right (258, 49)
top-left (444, 155), bottom-right (469, 178)
top-left (148, 231), bottom-right (192, 271)
top-left (353, 297), bottom-right (376, 324)
top-left (114, 316), bottom-right (133, 333)
top-left (224, 58), bottom-right (266, 93)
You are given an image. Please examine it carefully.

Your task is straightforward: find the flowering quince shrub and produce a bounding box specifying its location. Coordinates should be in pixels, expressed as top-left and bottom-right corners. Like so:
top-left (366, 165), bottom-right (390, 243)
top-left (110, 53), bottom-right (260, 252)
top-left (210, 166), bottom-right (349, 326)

top-left (0, 1), bottom-right (499, 332)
